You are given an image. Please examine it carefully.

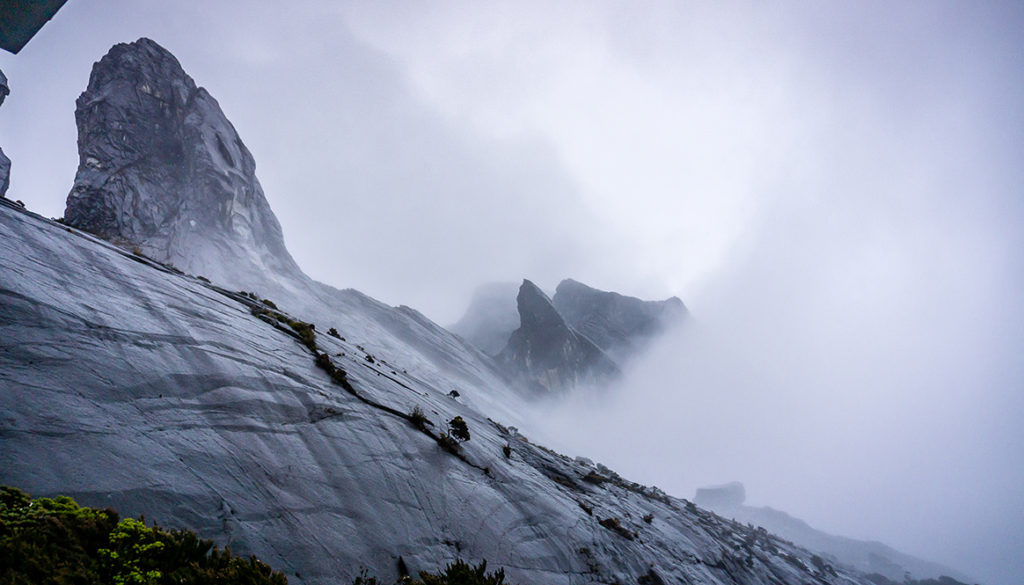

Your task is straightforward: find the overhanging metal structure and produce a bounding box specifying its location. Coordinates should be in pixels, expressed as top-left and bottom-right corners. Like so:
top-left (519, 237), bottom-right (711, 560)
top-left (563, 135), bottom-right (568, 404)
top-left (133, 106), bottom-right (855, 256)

top-left (0, 0), bottom-right (69, 54)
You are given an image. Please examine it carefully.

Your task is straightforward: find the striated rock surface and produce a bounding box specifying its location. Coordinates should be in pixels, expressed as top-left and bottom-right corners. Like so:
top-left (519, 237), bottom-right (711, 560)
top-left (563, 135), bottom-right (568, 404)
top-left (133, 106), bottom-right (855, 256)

top-left (552, 278), bottom-right (688, 363)
top-left (63, 38), bottom-right (303, 290)
top-left (498, 280), bottom-right (619, 393)
top-left (0, 199), bottom-right (878, 585)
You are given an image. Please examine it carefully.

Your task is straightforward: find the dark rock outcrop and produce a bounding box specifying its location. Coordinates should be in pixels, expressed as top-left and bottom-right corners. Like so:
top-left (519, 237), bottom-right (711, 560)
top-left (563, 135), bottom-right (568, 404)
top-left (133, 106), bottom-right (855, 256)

top-left (498, 280), bottom-right (619, 393)
top-left (0, 68), bottom-right (8, 107)
top-left (63, 38), bottom-right (303, 290)
top-left (552, 278), bottom-right (688, 362)
top-left (0, 68), bottom-right (10, 198)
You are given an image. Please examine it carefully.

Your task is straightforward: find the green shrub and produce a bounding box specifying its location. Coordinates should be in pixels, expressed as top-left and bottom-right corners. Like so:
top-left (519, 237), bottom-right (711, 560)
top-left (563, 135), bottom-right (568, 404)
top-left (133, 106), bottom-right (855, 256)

top-left (287, 320), bottom-right (317, 352)
top-left (420, 560), bottom-right (506, 585)
top-left (448, 417), bottom-right (470, 443)
top-left (409, 407), bottom-right (430, 430)
top-left (0, 486), bottom-right (287, 585)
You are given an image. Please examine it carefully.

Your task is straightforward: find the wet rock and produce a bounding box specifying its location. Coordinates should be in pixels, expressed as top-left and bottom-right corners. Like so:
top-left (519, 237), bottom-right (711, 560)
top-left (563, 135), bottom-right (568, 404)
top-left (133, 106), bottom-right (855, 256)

top-left (552, 278), bottom-right (687, 362)
top-left (0, 69), bottom-right (10, 198)
top-left (498, 279), bottom-right (619, 393)
top-left (63, 38), bottom-right (303, 289)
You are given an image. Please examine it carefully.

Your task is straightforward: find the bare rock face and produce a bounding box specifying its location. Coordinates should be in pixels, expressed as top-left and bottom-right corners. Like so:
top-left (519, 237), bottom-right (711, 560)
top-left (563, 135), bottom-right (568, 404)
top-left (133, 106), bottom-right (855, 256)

top-left (0, 68), bottom-right (10, 198)
top-left (0, 68), bottom-right (8, 107)
top-left (63, 38), bottom-right (303, 289)
top-left (552, 278), bottom-right (688, 362)
top-left (498, 279), bottom-right (619, 393)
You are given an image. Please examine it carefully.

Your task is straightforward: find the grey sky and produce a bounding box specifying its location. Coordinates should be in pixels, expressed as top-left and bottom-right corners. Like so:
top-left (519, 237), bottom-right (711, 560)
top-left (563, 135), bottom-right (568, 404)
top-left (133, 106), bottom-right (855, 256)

top-left (1, 1), bottom-right (1022, 584)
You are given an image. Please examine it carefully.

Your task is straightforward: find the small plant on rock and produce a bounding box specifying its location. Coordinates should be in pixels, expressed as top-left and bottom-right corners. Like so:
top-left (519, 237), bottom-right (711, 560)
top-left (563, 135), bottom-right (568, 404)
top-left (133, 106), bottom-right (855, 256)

top-left (448, 416), bottom-right (470, 442)
top-left (409, 406), bottom-right (430, 430)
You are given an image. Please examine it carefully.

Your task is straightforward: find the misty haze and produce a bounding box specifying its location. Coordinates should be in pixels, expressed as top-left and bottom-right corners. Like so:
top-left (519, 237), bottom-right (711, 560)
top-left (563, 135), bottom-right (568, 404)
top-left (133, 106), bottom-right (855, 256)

top-left (1, 2), bottom-right (1021, 585)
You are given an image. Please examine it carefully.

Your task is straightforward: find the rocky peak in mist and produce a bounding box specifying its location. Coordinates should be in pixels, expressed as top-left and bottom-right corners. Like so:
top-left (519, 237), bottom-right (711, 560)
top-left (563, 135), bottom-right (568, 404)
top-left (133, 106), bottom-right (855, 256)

top-left (63, 38), bottom-right (303, 290)
top-left (498, 279), bottom-right (619, 393)
top-left (448, 282), bottom-right (520, 355)
top-left (454, 278), bottom-right (687, 392)
top-left (552, 278), bottom-right (688, 362)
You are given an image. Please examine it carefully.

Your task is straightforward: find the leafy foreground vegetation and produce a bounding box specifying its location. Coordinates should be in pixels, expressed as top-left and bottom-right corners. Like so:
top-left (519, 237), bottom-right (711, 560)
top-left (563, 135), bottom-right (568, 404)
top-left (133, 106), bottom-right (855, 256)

top-left (1, 487), bottom-right (513, 585)
top-left (0, 486), bottom-right (287, 585)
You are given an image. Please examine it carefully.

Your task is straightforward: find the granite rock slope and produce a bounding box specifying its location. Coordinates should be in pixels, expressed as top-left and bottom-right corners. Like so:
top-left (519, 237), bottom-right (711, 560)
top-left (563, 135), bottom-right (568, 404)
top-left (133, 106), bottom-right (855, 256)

top-left (0, 198), bottom-right (877, 585)
top-left (59, 38), bottom-right (515, 421)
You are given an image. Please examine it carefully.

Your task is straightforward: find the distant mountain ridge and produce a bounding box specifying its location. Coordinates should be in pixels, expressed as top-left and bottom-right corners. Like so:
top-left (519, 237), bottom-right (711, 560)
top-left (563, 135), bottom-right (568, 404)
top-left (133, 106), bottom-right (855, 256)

top-left (694, 483), bottom-right (975, 584)
top-left (498, 279), bottom-right (620, 393)
top-left (552, 278), bottom-right (687, 362)
top-left (454, 278), bottom-right (687, 393)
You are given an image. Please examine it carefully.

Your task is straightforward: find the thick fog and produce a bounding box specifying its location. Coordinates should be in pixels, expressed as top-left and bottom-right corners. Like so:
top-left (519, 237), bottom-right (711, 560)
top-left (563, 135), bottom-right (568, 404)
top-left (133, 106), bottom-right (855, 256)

top-left (1, 2), bottom-right (1021, 584)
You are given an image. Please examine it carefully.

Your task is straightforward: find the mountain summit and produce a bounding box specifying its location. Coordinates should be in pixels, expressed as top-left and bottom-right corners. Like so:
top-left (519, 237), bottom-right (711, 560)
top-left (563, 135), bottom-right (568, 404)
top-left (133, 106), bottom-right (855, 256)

top-left (552, 278), bottom-right (687, 362)
top-left (499, 279), bottom-right (619, 393)
top-left (64, 38), bottom-right (303, 289)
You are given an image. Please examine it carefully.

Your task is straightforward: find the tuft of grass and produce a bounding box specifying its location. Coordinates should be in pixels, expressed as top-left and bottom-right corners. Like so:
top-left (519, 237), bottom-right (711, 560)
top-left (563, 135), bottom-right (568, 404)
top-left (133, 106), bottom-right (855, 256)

top-left (409, 406), bottom-right (430, 430)
top-left (598, 516), bottom-right (636, 540)
top-left (286, 319), bottom-right (317, 352)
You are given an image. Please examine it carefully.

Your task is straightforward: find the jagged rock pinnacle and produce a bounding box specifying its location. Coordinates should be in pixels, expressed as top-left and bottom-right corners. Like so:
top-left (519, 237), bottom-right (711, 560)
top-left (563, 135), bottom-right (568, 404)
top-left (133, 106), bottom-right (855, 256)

top-left (64, 38), bottom-right (303, 289)
top-left (0, 68), bottom-right (10, 198)
top-left (498, 279), bottom-right (619, 393)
